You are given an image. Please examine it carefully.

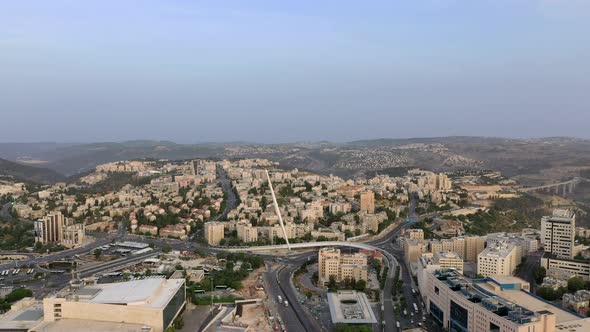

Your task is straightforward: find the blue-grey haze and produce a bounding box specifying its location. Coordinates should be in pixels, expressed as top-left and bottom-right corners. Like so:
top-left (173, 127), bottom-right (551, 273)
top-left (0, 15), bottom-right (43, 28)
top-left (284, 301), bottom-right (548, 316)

top-left (1, 0), bottom-right (589, 143)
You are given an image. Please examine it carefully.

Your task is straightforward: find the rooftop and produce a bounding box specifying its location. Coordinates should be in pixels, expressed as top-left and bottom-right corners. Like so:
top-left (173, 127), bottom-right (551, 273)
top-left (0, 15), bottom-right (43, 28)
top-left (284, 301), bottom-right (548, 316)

top-left (71, 278), bottom-right (184, 308)
top-left (33, 318), bottom-right (153, 332)
top-left (434, 269), bottom-right (586, 326)
top-left (478, 242), bottom-right (516, 258)
top-left (0, 299), bottom-right (44, 331)
top-left (327, 290), bottom-right (377, 324)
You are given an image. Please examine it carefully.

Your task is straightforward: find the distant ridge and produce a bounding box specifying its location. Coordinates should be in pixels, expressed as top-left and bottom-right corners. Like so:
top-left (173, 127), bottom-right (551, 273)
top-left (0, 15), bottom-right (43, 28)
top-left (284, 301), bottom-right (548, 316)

top-left (0, 158), bottom-right (66, 184)
top-left (0, 137), bottom-right (589, 180)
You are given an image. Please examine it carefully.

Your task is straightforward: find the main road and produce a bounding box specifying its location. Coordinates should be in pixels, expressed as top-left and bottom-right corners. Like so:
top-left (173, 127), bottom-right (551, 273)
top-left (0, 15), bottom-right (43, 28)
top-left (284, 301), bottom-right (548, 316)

top-left (0, 226), bottom-right (126, 271)
top-left (0, 172), bottom-right (431, 331)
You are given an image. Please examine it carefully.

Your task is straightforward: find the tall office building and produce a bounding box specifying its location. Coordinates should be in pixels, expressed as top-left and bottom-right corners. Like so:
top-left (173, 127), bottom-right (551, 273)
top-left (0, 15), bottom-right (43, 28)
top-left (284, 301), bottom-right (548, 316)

top-left (360, 191), bottom-right (375, 214)
top-left (541, 209), bottom-right (576, 259)
top-left (204, 222), bottom-right (225, 246)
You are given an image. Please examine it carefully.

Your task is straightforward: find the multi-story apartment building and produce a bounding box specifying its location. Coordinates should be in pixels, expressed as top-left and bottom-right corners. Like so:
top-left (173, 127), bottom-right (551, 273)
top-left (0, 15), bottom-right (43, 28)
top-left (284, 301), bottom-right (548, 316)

top-left (360, 191), bottom-right (375, 214)
top-left (34, 211), bottom-right (86, 248)
top-left (62, 223), bottom-right (85, 248)
top-left (404, 238), bottom-right (428, 264)
top-left (204, 222), bottom-right (225, 246)
top-left (35, 211), bottom-right (66, 244)
top-left (236, 222), bottom-right (258, 243)
top-left (433, 251), bottom-right (464, 272)
top-left (430, 238), bottom-right (466, 259)
top-left (329, 202), bottom-right (352, 215)
top-left (318, 248), bottom-right (368, 285)
top-left (464, 235), bottom-right (486, 262)
top-left (407, 229), bottom-right (425, 242)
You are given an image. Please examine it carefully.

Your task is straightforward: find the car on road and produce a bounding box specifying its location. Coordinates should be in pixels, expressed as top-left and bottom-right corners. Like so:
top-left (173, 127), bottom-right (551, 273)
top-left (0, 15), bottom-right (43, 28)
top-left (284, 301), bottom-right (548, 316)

top-left (284, 300), bottom-right (288, 307)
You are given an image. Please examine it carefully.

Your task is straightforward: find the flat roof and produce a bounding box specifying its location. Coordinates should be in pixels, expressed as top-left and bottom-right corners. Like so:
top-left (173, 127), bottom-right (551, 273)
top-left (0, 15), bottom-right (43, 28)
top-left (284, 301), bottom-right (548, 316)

top-left (478, 283), bottom-right (581, 323)
top-left (74, 288), bottom-right (101, 297)
top-left (488, 275), bottom-right (528, 285)
top-left (435, 269), bottom-right (577, 325)
top-left (79, 278), bottom-right (184, 308)
top-left (13, 309), bottom-right (43, 321)
top-left (0, 301), bottom-right (44, 330)
top-left (34, 318), bottom-right (153, 332)
top-left (327, 291), bottom-right (377, 324)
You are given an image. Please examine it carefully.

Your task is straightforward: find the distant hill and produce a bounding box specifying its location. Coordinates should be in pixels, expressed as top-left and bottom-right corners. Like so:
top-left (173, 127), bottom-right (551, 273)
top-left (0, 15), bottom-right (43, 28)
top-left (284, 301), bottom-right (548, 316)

top-left (0, 141), bottom-right (226, 176)
top-left (0, 158), bottom-right (66, 184)
top-left (0, 137), bottom-right (589, 183)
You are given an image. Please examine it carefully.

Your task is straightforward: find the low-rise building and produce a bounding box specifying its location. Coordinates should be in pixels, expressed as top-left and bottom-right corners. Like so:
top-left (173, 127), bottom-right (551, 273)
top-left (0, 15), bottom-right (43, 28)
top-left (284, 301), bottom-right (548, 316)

top-left (541, 253), bottom-right (590, 281)
top-left (563, 290), bottom-right (590, 313)
top-left (42, 278), bottom-right (185, 332)
top-left (327, 291), bottom-right (377, 325)
top-left (138, 224), bottom-right (158, 236)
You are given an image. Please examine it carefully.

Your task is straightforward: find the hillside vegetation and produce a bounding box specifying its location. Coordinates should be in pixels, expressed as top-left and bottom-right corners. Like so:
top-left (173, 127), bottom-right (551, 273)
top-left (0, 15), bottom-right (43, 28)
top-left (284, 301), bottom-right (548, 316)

top-left (0, 158), bottom-right (66, 184)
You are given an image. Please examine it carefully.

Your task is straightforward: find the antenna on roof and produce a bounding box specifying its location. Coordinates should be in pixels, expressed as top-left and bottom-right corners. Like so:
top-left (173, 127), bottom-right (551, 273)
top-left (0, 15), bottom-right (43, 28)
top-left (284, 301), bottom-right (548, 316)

top-left (266, 169), bottom-right (291, 251)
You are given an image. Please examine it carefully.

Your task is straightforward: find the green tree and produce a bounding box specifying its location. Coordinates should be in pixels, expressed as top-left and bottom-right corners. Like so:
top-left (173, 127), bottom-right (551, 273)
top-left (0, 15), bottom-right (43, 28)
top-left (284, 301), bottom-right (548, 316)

top-left (328, 275), bottom-right (337, 290)
top-left (534, 266), bottom-right (546, 284)
top-left (94, 248), bottom-right (102, 259)
top-left (568, 277), bottom-right (586, 293)
top-left (4, 288), bottom-right (33, 303)
top-left (355, 279), bottom-right (367, 292)
top-left (162, 245), bottom-right (172, 253)
top-left (173, 317), bottom-right (184, 329)
top-left (536, 286), bottom-right (562, 301)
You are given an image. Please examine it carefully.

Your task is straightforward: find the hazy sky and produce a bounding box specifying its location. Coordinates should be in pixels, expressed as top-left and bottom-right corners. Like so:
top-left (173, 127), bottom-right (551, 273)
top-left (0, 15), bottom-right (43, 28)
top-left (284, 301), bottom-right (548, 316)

top-left (1, 0), bottom-right (589, 143)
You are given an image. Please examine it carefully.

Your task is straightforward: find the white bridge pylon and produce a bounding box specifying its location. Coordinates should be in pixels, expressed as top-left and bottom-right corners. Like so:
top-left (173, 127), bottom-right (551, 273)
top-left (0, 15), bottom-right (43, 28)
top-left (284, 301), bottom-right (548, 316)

top-left (266, 169), bottom-right (291, 251)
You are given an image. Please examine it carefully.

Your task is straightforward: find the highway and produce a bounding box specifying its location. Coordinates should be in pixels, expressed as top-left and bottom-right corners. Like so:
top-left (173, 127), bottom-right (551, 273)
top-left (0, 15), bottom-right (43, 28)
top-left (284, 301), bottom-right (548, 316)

top-left (0, 175), bottom-right (434, 332)
top-left (263, 262), bottom-right (309, 332)
top-left (251, 193), bottom-right (432, 332)
top-left (247, 219), bottom-right (411, 332)
top-left (0, 228), bottom-right (125, 271)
